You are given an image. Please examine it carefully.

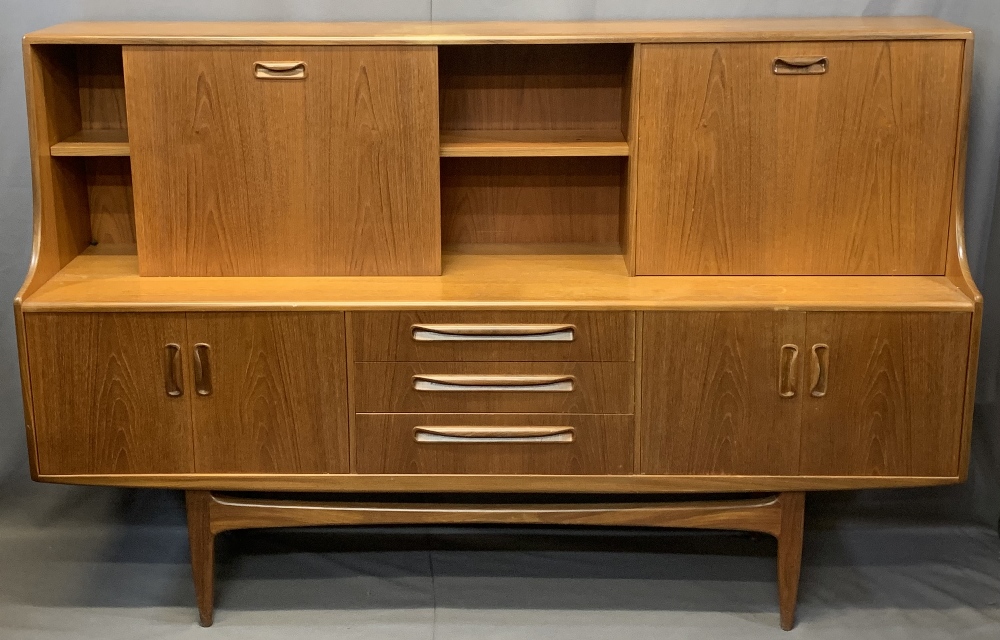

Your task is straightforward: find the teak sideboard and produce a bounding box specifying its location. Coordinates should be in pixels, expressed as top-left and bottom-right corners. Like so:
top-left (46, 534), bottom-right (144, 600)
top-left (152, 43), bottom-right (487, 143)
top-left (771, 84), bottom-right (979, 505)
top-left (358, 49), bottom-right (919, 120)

top-left (16, 18), bottom-right (981, 630)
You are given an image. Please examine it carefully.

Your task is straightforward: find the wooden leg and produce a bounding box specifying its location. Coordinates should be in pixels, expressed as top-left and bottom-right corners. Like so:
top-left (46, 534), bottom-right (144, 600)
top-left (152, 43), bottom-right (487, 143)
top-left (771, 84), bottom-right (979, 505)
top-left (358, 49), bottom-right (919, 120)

top-left (776, 491), bottom-right (806, 631)
top-left (185, 490), bottom-right (216, 627)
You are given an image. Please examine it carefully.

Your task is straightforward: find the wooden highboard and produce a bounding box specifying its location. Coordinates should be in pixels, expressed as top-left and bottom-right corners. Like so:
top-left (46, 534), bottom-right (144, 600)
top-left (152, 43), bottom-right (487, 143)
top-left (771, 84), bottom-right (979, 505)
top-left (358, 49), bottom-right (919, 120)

top-left (16, 17), bottom-right (981, 630)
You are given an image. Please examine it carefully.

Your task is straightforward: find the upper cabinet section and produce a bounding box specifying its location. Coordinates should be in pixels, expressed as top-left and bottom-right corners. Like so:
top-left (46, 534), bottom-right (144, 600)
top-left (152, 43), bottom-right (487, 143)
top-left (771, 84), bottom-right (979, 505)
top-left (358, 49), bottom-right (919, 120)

top-left (123, 46), bottom-right (440, 276)
top-left (635, 40), bottom-right (966, 275)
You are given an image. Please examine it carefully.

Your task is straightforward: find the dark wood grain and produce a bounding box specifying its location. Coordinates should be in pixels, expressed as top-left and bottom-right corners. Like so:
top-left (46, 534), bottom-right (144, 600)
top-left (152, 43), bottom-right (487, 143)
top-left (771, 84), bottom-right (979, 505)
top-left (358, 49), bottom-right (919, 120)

top-left (188, 312), bottom-right (349, 473)
top-left (635, 40), bottom-right (964, 275)
top-left (25, 312), bottom-right (193, 474)
top-left (350, 310), bottom-right (635, 362)
top-left (640, 311), bottom-right (805, 475)
top-left (799, 312), bottom-right (971, 476)
top-left (441, 157), bottom-right (624, 245)
top-left (86, 157), bottom-right (135, 244)
top-left (439, 44), bottom-right (630, 131)
top-left (777, 491), bottom-right (805, 631)
top-left (356, 413), bottom-right (633, 475)
top-left (185, 490), bottom-right (215, 627)
top-left (125, 45), bottom-right (440, 276)
top-left (76, 45), bottom-right (127, 130)
top-left (355, 361), bottom-right (633, 414)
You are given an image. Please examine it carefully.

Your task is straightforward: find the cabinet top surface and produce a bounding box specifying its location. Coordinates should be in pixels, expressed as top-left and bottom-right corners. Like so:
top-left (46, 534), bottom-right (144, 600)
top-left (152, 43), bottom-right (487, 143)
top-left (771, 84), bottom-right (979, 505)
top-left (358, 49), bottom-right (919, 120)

top-left (20, 247), bottom-right (975, 313)
top-left (24, 17), bottom-right (971, 45)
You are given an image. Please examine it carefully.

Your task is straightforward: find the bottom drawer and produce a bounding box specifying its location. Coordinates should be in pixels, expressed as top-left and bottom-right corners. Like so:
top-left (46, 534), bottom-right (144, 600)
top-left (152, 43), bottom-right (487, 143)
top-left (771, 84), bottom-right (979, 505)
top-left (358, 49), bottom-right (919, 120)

top-left (356, 414), bottom-right (633, 475)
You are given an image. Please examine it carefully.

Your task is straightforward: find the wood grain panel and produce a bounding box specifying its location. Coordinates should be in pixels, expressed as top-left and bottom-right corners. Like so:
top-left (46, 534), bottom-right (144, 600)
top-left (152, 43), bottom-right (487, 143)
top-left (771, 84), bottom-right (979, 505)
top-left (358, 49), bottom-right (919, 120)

top-left (439, 44), bottom-right (629, 131)
top-left (441, 157), bottom-right (623, 245)
top-left (87, 157), bottom-right (135, 245)
top-left (76, 45), bottom-right (127, 130)
top-left (124, 45), bottom-right (439, 276)
top-left (350, 310), bottom-right (634, 362)
top-left (640, 312), bottom-right (805, 475)
top-left (356, 413), bottom-right (633, 474)
top-left (355, 362), bottom-right (633, 414)
top-left (188, 312), bottom-right (349, 473)
top-left (799, 312), bottom-right (971, 476)
top-left (25, 313), bottom-right (193, 474)
top-left (635, 40), bottom-right (964, 275)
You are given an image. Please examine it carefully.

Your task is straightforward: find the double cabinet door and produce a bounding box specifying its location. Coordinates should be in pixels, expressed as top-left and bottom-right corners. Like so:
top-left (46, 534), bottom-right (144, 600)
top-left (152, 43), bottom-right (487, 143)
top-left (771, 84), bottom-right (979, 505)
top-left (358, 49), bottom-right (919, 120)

top-left (641, 311), bottom-right (971, 477)
top-left (124, 45), bottom-right (440, 276)
top-left (25, 312), bottom-right (348, 475)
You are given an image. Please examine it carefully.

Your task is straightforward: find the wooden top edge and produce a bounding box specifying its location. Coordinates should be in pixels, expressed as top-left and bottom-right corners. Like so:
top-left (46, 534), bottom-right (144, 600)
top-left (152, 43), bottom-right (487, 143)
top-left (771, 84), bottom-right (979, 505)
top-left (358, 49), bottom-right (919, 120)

top-left (23, 17), bottom-right (972, 45)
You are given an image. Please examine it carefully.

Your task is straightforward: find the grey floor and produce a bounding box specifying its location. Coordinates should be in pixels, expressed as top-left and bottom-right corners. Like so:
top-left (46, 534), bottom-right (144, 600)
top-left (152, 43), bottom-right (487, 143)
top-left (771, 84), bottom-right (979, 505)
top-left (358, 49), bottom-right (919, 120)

top-left (0, 485), bottom-right (999, 639)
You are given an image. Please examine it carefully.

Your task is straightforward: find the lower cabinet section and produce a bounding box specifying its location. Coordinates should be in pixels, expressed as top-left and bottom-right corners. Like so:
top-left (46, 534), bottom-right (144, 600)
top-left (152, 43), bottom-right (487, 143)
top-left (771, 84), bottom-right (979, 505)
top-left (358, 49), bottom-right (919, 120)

top-left (355, 414), bottom-right (634, 474)
top-left (640, 311), bottom-right (972, 477)
top-left (25, 311), bottom-right (350, 476)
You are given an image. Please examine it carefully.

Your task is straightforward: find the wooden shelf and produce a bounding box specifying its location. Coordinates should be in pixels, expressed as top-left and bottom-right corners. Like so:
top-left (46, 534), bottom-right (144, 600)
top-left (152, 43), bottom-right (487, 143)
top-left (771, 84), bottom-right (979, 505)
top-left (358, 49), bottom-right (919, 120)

top-left (440, 130), bottom-right (629, 157)
top-left (21, 245), bottom-right (975, 312)
top-left (50, 129), bottom-right (129, 156)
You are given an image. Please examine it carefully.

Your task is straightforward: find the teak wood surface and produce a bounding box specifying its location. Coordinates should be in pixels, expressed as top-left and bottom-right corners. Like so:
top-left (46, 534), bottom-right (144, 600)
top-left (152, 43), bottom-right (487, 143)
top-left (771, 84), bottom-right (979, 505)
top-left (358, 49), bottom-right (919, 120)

top-left (125, 45), bottom-right (440, 276)
top-left (13, 20), bottom-right (983, 631)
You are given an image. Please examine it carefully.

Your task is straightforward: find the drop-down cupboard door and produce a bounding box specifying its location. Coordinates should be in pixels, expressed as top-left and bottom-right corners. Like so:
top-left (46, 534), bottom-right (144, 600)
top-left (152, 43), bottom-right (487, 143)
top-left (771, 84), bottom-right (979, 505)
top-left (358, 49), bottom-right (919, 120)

top-left (124, 46), bottom-right (440, 276)
top-left (634, 40), bottom-right (965, 275)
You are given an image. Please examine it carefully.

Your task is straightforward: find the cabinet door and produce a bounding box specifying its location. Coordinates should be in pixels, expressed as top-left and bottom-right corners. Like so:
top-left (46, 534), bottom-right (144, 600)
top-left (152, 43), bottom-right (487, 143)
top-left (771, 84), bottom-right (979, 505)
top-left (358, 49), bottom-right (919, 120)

top-left (125, 46), bottom-right (440, 276)
top-left (635, 40), bottom-right (964, 275)
top-left (800, 312), bottom-right (971, 476)
top-left (640, 312), bottom-right (804, 475)
top-left (188, 312), bottom-right (349, 473)
top-left (25, 313), bottom-right (192, 475)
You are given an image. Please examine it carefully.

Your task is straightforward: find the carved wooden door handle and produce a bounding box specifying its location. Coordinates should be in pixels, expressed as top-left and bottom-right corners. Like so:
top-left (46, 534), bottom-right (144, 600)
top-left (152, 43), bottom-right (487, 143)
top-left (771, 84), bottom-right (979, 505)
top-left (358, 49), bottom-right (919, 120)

top-left (413, 426), bottom-right (575, 443)
top-left (778, 344), bottom-right (799, 398)
top-left (411, 324), bottom-right (575, 342)
top-left (163, 343), bottom-right (183, 397)
top-left (809, 344), bottom-right (829, 397)
top-left (193, 343), bottom-right (213, 396)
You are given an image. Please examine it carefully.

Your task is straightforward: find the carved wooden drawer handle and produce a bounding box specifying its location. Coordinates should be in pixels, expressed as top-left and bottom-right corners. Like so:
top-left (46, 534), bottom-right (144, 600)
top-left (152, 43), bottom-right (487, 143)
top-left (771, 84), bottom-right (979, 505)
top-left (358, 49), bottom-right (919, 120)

top-left (411, 374), bottom-right (575, 392)
top-left (810, 344), bottom-right (829, 398)
top-left (163, 343), bottom-right (183, 397)
top-left (253, 61), bottom-right (307, 79)
top-left (411, 324), bottom-right (575, 342)
top-left (193, 343), bottom-right (213, 396)
top-left (413, 426), bottom-right (575, 443)
top-left (773, 56), bottom-right (828, 75)
top-left (778, 344), bottom-right (799, 398)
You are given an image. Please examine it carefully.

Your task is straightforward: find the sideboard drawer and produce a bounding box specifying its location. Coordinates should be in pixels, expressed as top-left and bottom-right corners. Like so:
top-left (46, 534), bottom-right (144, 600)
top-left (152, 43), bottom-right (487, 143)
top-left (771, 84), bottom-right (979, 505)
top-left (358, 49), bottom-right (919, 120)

top-left (354, 362), bottom-right (634, 413)
top-left (350, 311), bottom-right (635, 361)
top-left (356, 413), bottom-right (634, 474)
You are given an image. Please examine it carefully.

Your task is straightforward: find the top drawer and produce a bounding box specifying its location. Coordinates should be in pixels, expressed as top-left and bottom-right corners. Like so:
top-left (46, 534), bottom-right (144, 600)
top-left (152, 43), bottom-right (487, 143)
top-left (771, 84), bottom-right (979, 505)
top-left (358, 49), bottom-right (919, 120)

top-left (351, 311), bottom-right (635, 361)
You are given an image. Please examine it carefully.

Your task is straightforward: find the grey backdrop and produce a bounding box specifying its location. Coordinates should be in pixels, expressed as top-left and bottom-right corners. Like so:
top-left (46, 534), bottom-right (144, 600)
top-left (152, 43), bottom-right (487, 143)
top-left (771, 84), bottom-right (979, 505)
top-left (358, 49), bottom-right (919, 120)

top-left (0, 0), bottom-right (997, 527)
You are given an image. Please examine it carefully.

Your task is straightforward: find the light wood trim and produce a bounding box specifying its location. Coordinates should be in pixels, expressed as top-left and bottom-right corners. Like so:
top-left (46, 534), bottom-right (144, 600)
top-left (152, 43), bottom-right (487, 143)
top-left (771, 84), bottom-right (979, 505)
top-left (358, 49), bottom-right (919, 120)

top-left (411, 373), bottom-right (576, 392)
top-left (50, 129), bottom-right (129, 156)
top-left (439, 129), bottom-right (628, 157)
top-left (24, 18), bottom-right (972, 45)
top-left (411, 323), bottom-right (576, 340)
top-left (412, 426), bottom-right (575, 443)
top-left (944, 39), bottom-right (983, 480)
top-left (36, 473), bottom-right (961, 493)
top-left (22, 252), bottom-right (976, 312)
top-left (620, 44), bottom-right (641, 275)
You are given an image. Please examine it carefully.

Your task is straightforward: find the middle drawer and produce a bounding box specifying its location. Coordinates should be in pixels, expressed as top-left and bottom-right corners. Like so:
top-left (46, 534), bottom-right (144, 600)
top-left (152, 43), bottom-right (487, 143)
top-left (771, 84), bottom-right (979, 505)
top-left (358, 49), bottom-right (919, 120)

top-left (354, 362), bottom-right (634, 414)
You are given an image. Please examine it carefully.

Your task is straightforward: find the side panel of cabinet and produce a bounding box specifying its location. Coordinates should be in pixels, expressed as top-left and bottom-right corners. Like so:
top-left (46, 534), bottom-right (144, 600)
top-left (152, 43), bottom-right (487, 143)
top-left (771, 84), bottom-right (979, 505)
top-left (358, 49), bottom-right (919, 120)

top-left (800, 312), bottom-right (971, 476)
top-left (635, 40), bottom-right (964, 275)
top-left (25, 313), bottom-right (193, 474)
top-left (640, 311), bottom-right (804, 475)
top-left (187, 312), bottom-right (349, 473)
top-left (124, 46), bottom-right (440, 276)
